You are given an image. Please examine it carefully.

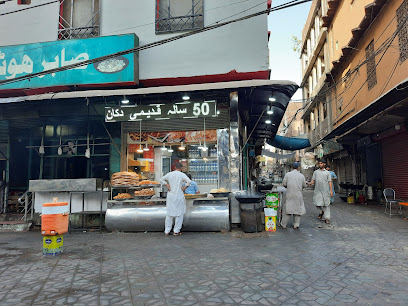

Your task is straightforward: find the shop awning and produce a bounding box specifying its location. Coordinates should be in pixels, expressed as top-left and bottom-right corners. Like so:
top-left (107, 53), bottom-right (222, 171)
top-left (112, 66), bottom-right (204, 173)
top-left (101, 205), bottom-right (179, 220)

top-left (267, 135), bottom-right (311, 150)
top-left (0, 80), bottom-right (298, 103)
top-left (323, 77), bottom-right (408, 141)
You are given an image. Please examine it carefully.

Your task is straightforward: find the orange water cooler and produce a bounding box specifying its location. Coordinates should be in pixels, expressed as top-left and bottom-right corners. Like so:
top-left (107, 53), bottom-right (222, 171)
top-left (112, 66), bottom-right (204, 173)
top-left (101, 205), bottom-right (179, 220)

top-left (41, 201), bottom-right (69, 235)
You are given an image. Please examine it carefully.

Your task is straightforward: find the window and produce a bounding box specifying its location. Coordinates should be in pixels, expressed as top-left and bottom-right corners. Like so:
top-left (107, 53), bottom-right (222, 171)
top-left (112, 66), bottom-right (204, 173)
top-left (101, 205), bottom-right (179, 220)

top-left (397, 0), bottom-right (408, 62)
top-left (58, 0), bottom-right (100, 40)
top-left (18, 0), bottom-right (31, 4)
top-left (365, 40), bottom-right (377, 90)
top-left (336, 97), bottom-right (343, 116)
top-left (344, 69), bottom-right (351, 88)
top-left (156, 0), bottom-right (204, 34)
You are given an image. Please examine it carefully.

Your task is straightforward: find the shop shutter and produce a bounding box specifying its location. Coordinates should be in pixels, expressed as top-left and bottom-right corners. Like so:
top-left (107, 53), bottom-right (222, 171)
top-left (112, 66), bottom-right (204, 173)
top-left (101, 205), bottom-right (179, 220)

top-left (338, 159), bottom-right (346, 184)
top-left (344, 157), bottom-right (353, 183)
top-left (337, 156), bottom-right (352, 183)
top-left (381, 131), bottom-right (408, 199)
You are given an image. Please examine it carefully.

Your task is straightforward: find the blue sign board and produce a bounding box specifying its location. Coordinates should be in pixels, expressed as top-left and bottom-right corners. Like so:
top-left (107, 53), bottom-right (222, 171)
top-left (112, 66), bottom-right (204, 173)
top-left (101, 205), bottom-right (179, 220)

top-left (0, 34), bottom-right (138, 90)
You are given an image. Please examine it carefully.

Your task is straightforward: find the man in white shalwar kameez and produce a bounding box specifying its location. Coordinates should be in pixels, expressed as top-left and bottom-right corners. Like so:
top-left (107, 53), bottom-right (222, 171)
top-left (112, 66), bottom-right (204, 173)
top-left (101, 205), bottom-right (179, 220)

top-left (281, 162), bottom-right (307, 229)
top-left (160, 162), bottom-right (191, 236)
top-left (310, 159), bottom-right (333, 224)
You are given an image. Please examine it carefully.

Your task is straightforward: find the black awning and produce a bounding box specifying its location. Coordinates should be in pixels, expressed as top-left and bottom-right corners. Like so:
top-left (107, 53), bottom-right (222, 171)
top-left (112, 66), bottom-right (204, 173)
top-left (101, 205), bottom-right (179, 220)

top-left (239, 82), bottom-right (299, 145)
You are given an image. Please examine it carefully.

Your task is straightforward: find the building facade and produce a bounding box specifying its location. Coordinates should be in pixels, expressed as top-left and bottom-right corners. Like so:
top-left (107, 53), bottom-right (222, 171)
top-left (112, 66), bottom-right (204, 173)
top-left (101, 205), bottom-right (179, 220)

top-left (0, 0), bottom-right (299, 215)
top-left (301, 0), bottom-right (408, 199)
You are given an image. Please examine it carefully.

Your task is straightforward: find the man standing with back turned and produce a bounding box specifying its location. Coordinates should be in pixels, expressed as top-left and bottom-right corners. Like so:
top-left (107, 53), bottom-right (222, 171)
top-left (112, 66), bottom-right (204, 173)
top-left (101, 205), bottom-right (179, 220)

top-left (310, 159), bottom-right (333, 224)
top-left (160, 162), bottom-right (191, 236)
top-left (281, 162), bottom-right (307, 229)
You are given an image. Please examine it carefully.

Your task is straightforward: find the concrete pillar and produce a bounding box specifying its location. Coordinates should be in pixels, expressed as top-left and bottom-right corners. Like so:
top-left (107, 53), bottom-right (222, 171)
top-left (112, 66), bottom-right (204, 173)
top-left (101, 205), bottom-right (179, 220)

top-left (309, 75), bottom-right (313, 95)
top-left (312, 67), bottom-right (317, 92)
top-left (310, 112), bottom-right (314, 130)
top-left (229, 91), bottom-right (241, 191)
top-left (302, 53), bottom-right (307, 74)
top-left (317, 57), bottom-right (322, 80)
top-left (311, 28), bottom-right (315, 51)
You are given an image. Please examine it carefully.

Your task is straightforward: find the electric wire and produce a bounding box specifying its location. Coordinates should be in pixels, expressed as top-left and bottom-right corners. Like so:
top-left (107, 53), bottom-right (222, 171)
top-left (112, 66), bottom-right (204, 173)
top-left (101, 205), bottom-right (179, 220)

top-left (0, 0), bottom-right (312, 87)
top-left (0, 0), bottom-right (58, 16)
top-left (281, 13), bottom-right (406, 134)
top-left (0, 0), bottom-right (268, 55)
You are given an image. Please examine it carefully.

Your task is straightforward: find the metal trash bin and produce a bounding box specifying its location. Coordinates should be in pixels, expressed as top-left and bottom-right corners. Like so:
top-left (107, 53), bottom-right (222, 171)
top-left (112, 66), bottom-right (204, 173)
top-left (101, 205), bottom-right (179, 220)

top-left (235, 191), bottom-right (264, 233)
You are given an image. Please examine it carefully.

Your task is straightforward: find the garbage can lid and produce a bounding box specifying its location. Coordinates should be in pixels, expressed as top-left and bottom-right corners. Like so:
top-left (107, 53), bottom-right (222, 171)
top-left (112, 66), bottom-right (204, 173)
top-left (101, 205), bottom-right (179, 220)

top-left (234, 191), bottom-right (264, 203)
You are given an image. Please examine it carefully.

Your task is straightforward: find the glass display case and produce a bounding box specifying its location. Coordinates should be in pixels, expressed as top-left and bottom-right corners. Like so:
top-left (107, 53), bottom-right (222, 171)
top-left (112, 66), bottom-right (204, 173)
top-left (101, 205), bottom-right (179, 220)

top-left (186, 145), bottom-right (218, 192)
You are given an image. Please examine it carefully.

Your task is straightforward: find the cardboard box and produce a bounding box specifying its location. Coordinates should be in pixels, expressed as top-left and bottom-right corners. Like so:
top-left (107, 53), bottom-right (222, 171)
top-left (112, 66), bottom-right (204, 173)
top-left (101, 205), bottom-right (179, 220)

top-left (43, 235), bottom-right (63, 255)
top-left (265, 193), bottom-right (279, 208)
top-left (264, 208), bottom-right (277, 232)
top-left (265, 216), bottom-right (277, 232)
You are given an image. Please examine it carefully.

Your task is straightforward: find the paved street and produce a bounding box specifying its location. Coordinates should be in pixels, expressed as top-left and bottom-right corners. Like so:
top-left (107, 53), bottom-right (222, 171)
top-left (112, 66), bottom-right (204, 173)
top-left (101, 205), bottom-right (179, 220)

top-left (0, 190), bottom-right (407, 305)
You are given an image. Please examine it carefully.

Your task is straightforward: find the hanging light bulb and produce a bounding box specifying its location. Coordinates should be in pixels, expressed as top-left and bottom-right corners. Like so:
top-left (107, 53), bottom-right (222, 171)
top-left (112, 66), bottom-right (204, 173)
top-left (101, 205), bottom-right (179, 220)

top-left (168, 146), bottom-right (174, 153)
top-left (136, 121), bottom-right (144, 153)
top-left (267, 106), bottom-right (273, 115)
top-left (143, 143), bottom-right (149, 151)
top-left (137, 145), bottom-right (144, 153)
top-left (201, 117), bottom-right (208, 151)
top-left (121, 95), bottom-right (129, 104)
top-left (58, 124), bottom-right (62, 155)
top-left (265, 119), bottom-right (272, 124)
top-left (198, 141), bottom-right (203, 150)
top-left (178, 142), bottom-right (185, 150)
top-left (161, 143), bottom-right (167, 151)
top-left (182, 93), bottom-right (190, 100)
top-left (85, 131), bottom-right (91, 158)
top-left (39, 134), bottom-right (45, 155)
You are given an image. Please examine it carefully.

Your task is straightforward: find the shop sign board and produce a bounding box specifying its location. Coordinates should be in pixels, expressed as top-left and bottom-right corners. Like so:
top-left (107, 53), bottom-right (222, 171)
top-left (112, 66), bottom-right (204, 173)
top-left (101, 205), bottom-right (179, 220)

top-left (0, 34), bottom-right (138, 90)
top-left (105, 101), bottom-right (217, 122)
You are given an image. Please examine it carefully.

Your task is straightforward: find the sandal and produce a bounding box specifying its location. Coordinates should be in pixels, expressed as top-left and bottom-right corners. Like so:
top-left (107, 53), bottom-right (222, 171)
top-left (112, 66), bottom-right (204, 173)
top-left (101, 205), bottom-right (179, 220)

top-left (173, 232), bottom-right (182, 236)
top-left (324, 219), bottom-right (330, 224)
top-left (318, 213), bottom-right (324, 220)
top-left (164, 233), bottom-right (170, 236)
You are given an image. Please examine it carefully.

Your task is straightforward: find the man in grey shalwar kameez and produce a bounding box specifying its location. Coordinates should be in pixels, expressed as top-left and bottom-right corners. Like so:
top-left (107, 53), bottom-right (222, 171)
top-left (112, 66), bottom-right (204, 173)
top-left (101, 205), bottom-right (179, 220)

top-left (281, 162), bottom-right (307, 229)
top-left (160, 162), bottom-right (191, 235)
top-left (310, 159), bottom-right (333, 223)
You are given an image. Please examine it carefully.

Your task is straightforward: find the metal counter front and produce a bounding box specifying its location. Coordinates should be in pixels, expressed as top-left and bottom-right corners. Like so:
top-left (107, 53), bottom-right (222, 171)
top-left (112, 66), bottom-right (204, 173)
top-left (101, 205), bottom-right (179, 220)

top-left (105, 197), bottom-right (230, 232)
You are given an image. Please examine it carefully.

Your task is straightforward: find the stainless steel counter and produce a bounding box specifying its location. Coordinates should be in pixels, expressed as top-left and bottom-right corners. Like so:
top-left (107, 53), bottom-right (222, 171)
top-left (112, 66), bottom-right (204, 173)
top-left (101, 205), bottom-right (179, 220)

top-left (105, 197), bottom-right (230, 232)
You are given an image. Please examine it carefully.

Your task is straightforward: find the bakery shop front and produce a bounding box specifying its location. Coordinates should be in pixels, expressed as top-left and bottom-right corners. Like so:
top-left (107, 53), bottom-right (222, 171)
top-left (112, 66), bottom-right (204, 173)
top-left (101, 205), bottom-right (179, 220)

top-left (105, 99), bottom-right (232, 232)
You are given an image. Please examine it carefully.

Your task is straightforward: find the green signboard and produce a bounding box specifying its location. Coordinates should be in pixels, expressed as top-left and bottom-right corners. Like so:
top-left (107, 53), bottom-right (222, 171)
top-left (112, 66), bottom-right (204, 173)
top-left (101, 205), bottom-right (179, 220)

top-left (0, 34), bottom-right (138, 90)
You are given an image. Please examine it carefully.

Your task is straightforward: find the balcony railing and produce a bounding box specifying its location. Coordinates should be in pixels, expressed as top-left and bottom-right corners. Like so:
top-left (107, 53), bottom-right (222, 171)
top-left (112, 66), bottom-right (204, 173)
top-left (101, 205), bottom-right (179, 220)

top-left (58, 26), bottom-right (100, 40)
top-left (307, 116), bottom-right (331, 147)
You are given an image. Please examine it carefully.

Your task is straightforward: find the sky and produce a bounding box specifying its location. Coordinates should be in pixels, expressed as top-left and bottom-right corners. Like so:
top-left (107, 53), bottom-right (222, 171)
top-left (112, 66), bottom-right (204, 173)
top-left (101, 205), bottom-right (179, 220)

top-left (268, 1), bottom-right (312, 101)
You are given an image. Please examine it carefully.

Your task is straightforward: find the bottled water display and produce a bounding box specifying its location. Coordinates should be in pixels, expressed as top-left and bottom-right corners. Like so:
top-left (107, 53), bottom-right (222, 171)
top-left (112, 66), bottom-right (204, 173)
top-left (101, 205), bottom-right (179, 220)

top-left (188, 160), bottom-right (218, 184)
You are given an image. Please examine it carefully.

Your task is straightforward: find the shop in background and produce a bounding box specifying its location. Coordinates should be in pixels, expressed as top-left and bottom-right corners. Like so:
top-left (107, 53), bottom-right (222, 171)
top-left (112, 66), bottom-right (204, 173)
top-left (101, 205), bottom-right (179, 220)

top-left (127, 129), bottom-right (219, 193)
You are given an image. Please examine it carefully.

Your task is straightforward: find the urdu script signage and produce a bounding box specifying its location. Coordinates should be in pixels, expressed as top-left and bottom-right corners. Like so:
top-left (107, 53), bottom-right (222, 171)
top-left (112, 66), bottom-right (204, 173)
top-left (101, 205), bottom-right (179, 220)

top-left (105, 101), bottom-right (217, 122)
top-left (0, 34), bottom-right (138, 90)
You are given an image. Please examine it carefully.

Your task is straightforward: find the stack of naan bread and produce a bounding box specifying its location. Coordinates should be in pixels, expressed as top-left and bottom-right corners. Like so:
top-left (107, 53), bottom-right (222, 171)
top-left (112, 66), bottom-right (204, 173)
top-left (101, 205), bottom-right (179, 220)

top-left (111, 171), bottom-right (139, 186)
top-left (134, 189), bottom-right (155, 196)
top-left (210, 187), bottom-right (229, 193)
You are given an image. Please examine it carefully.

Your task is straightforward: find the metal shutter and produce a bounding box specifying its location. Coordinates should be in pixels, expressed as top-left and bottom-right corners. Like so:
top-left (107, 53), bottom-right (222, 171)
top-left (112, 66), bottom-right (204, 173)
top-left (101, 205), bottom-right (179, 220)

top-left (382, 132), bottom-right (408, 198)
